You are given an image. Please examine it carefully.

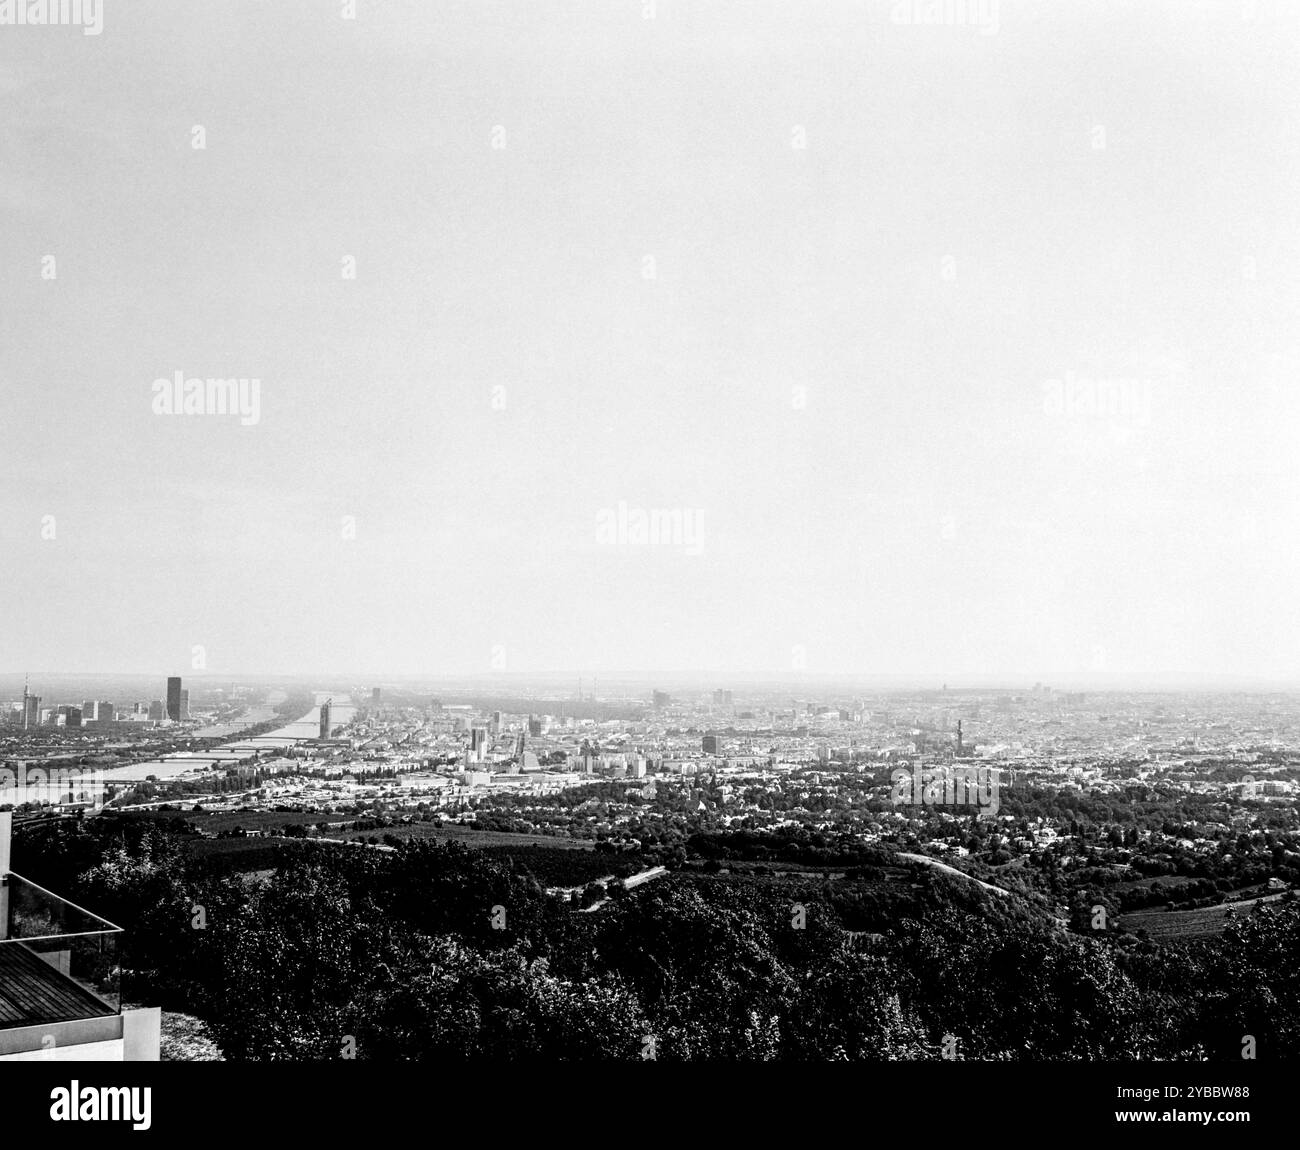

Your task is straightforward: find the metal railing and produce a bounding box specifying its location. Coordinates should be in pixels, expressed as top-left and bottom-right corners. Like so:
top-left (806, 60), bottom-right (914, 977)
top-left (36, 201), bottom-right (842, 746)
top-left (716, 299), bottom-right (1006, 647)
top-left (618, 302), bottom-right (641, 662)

top-left (0, 872), bottom-right (123, 1025)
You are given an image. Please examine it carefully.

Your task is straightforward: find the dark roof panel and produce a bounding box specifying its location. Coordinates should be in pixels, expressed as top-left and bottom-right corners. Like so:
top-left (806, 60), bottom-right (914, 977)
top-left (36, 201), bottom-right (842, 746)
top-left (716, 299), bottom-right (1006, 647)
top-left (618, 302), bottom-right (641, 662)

top-left (0, 943), bottom-right (117, 1029)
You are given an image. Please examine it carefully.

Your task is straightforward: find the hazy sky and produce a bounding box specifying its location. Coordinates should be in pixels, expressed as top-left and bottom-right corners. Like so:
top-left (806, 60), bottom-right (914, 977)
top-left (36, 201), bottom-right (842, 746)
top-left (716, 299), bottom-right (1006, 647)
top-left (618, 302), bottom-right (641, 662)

top-left (2, 0), bottom-right (1298, 680)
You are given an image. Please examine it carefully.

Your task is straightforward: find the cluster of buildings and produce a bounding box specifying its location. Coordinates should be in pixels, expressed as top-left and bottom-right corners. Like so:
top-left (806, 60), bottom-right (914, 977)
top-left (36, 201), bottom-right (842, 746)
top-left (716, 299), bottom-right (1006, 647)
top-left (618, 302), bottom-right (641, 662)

top-left (117, 684), bottom-right (1300, 805)
top-left (9, 684), bottom-right (1297, 889)
top-left (4, 677), bottom-right (191, 730)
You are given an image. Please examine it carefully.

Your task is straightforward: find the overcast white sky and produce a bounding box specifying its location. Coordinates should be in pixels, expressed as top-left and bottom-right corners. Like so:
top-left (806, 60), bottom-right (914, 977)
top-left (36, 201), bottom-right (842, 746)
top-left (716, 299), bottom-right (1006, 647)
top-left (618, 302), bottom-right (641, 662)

top-left (1, 0), bottom-right (1298, 681)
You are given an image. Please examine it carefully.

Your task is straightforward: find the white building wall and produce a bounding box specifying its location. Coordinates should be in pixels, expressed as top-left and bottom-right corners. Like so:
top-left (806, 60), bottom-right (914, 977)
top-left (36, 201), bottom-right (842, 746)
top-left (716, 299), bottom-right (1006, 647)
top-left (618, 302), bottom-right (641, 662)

top-left (0, 1039), bottom-right (124, 1062)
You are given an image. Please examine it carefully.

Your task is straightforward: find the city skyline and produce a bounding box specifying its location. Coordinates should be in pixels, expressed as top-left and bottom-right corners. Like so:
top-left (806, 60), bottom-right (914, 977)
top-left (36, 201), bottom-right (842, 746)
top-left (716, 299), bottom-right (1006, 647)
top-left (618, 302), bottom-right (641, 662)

top-left (5, 668), bottom-right (1300, 701)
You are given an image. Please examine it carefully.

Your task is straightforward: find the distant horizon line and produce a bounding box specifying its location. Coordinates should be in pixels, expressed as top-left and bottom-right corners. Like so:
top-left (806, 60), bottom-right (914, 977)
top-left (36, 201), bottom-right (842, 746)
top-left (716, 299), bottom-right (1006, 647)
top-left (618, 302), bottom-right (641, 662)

top-left (3, 669), bottom-right (1298, 693)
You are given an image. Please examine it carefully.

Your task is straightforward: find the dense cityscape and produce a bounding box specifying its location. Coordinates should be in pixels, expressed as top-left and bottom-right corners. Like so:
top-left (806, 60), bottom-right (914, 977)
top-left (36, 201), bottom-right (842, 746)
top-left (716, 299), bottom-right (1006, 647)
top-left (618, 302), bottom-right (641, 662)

top-left (5, 675), bottom-right (1299, 942)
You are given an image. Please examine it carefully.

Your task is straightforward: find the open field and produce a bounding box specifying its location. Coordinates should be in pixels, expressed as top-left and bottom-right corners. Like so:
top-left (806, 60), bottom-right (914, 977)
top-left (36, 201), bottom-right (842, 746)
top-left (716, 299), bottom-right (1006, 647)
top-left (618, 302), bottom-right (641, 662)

top-left (184, 837), bottom-right (289, 875)
top-left (123, 809), bottom-right (325, 834)
top-left (117, 810), bottom-right (597, 849)
top-left (320, 822), bottom-right (595, 850)
top-left (176, 827), bottom-right (625, 888)
top-left (1122, 891), bottom-right (1291, 941)
top-left (705, 860), bottom-right (852, 877)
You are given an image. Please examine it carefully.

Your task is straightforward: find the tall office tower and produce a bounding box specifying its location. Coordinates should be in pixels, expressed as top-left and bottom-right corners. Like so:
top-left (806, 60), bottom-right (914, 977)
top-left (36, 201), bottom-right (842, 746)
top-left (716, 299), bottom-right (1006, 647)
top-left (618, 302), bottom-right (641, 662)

top-left (83, 700), bottom-right (97, 721)
top-left (652, 690), bottom-right (670, 708)
top-left (515, 732), bottom-right (527, 758)
top-left (490, 710), bottom-right (502, 735)
top-left (372, 687), bottom-right (381, 702)
top-left (59, 706), bottom-right (83, 728)
top-left (147, 699), bottom-right (164, 720)
top-left (957, 720), bottom-right (963, 757)
top-left (21, 682), bottom-right (41, 730)
top-left (166, 677), bottom-right (182, 721)
top-left (527, 715), bottom-right (542, 737)
top-left (702, 733), bottom-right (720, 755)
top-left (179, 690), bottom-right (189, 719)
top-left (713, 689), bottom-right (725, 705)
top-left (133, 702), bottom-right (144, 714)
top-left (319, 699), bottom-right (332, 740)
top-left (470, 727), bottom-right (487, 756)
top-left (99, 702), bottom-right (114, 723)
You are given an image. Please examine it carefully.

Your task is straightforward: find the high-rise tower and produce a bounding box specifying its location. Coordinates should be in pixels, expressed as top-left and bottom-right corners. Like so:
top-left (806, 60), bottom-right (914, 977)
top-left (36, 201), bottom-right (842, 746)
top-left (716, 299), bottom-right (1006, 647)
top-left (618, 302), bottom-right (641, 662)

top-left (21, 678), bottom-right (41, 730)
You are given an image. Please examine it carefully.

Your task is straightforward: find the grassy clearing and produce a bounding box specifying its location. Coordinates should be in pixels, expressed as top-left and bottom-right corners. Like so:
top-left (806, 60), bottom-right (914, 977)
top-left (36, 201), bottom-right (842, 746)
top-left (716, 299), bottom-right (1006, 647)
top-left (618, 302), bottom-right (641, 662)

top-left (1123, 892), bottom-right (1290, 940)
top-left (320, 822), bottom-right (594, 850)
